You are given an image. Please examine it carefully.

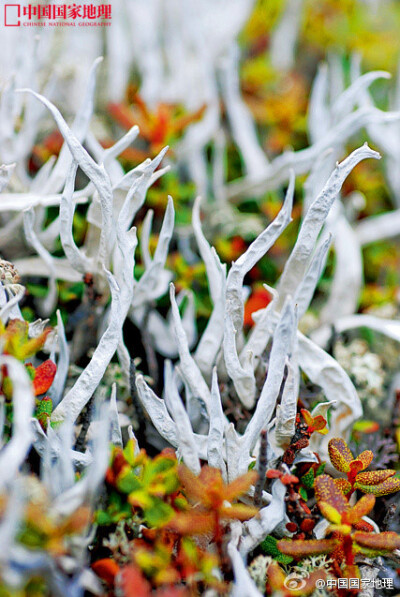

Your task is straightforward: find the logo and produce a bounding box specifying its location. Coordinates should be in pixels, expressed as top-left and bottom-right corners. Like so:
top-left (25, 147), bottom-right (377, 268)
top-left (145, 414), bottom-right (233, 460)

top-left (283, 570), bottom-right (310, 591)
top-left (3, 3), bottom-right (112, 27)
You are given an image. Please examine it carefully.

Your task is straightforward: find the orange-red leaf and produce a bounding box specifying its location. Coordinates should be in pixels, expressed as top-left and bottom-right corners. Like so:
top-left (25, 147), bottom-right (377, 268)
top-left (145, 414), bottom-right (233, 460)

top-left (92, 558), bottom-right (120, 585)
top-left (344, 494), bottom-right (375, 525)
top-left (244, 287), bottom-right (271, 327)
top-left (166, 512), bottom-right (214, 535)
top-left (219, 503), bottom-right (258, 521)
top-left (354, 531), bottom-right (400, 552)
top-left (32, 359), bottom-right (57, 396)
top-left (353, 520), bottom-right (375, 532)
top-left (311, 415), bottom-right (328, 434)
top-left (328, 438), bottom-right (354, 473)
top-left (279, 474), bottom-right (299, 485)
top-left (177, 465), bottom-right (207, 504)
top-left (266, 469), bottom-right (282, 479)
top-left (223, 470), bottom-right (258, 502)
top-left (301, 409), bottom-right (314, 427)
top-left (277, 538), bottom-right (338, 557)
top-left (266, 561), bottom-right (286, 590)
top-left (118, 566), bottom-right (152, 597)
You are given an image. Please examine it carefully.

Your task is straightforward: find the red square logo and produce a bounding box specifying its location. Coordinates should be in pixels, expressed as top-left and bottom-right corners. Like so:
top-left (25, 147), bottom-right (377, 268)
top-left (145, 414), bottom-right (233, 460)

top-left (4, 4), bottom-right (20, 26)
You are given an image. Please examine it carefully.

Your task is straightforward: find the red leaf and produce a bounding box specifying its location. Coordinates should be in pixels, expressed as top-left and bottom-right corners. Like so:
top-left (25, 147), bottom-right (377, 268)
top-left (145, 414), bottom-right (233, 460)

top-left (244, 287), bottom-right (271, 327)
top-left (280, 473), bottom-right (299, 485)
top-left (286, 522), bottom-right (298, 533)
top-left (266, 469), bottom-right (282, 479)
top-left (118, 566), bottom-right (152, 597)
top-left (32, 359), bottom-right (57, 396)
top-left (300, 518), bottom-right (316, 533)
top-left (353, 520), bottom-right (375, 532)
top-left (92, 558), bottom-right (120, 586)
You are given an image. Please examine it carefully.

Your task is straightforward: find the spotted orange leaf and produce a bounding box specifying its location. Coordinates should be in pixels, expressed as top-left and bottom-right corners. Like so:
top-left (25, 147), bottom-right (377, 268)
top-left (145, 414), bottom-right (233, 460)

top-left (355, 470), bottom-right (396, 486)
top-left (277, 538), bottom-right (339, 557)
top-left (357, 450), bottom-right (374, 470)
top-left (354, 476), bottom-right (400, 497)
top-left (314, 475), bottom-right (347, 513)
top-left (328, 438), bottom-right (354, 473)
top-left (318, 501), bottom-right (341, 524)
top-left (333, 478), bottom-right (352, 495)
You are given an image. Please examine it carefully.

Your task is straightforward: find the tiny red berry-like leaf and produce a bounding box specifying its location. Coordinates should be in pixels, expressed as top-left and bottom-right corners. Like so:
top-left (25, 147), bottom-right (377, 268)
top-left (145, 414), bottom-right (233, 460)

top-left (266, 469), bottom-right (282, 479)
top-left (353, 520), bottom-right (375, 532)
top-left (328, 438), bottom-right (354, 473)
top-left (300, 518), bottom-right (316, 533)
top-left (280, 474), bottom-right (299, 485)
top-left (32, 359), bottom-right (57, 396)
top-left (286, 522), bottom-right (298, 533)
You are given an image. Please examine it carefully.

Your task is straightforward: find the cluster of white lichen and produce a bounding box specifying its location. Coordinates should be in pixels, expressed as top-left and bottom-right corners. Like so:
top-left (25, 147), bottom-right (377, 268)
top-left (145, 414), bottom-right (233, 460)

top-left (334, 338), bottom-right (386, 407)
top-left (247, 555), bottom-right (273, 592)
